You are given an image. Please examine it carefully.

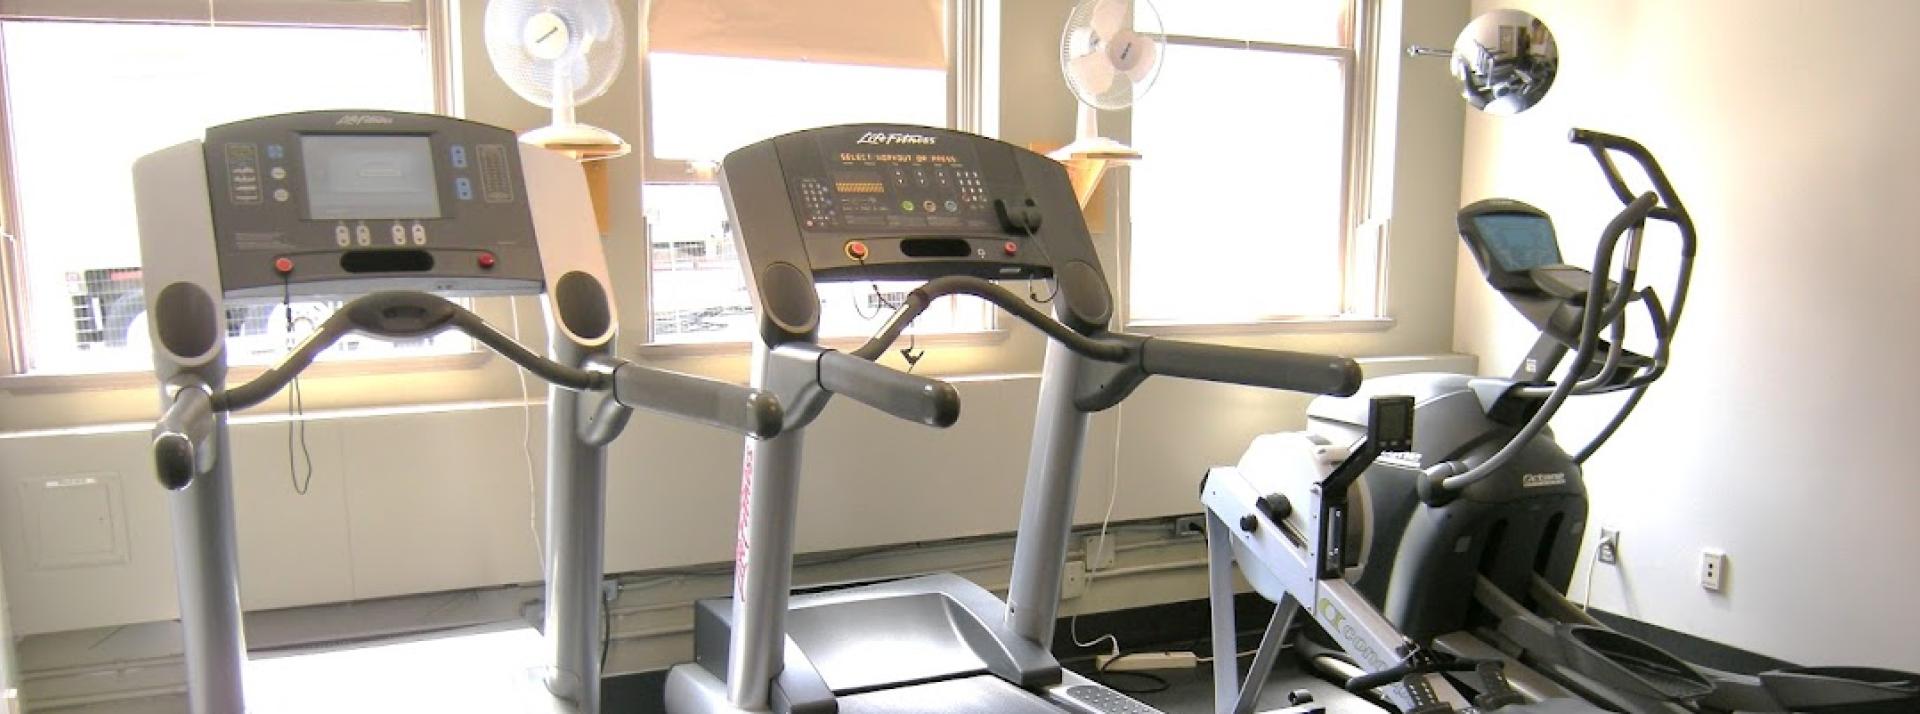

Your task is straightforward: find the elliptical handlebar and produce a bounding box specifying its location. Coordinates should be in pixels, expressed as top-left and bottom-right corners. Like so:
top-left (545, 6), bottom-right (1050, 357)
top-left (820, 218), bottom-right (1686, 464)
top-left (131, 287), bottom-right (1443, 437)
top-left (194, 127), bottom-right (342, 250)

top-left (1432, 130), bottom-right (1702, 493)
top-left (1432, 191), bottom-right (1660, 495)
top-left (1569, 128), bottom-right (1697, 255)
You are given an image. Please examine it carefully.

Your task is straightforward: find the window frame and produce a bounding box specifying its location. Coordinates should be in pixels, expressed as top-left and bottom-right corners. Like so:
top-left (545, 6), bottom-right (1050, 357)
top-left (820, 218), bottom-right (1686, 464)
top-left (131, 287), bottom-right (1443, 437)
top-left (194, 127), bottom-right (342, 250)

top-left (1122, 0), bottom-right (1394, 333)
top-left (0, 0), bottom-right (463, 381)
top-left (634, 0), bottom-right (1006, 350)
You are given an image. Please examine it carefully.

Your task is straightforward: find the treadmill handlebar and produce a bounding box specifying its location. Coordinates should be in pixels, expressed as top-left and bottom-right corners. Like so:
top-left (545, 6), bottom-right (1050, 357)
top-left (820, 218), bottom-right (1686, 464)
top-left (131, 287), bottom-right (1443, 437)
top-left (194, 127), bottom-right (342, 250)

top-left (216, 292), bottom-right (605, 412)
top-left (152, 381), bottom-right (215, 490)
top-left (1138, 337), bottom-right (1362, 397)
top-left (819, 349), bottom-right (961, 428)
top-left (851, 276), bottom-right (1360, 397)
top-left (610, 361), bottom-right (785, 439)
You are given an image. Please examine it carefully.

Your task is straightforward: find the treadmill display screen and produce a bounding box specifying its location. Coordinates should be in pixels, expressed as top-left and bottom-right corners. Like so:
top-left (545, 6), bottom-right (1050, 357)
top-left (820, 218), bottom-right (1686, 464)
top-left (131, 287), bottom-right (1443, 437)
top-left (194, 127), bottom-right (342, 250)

top-left (791, 131), bottom-right (998, 233)
top-left (1472, 213), bottom-right (1561, 272)
top-left (301, 135), bottom-right (442, 220)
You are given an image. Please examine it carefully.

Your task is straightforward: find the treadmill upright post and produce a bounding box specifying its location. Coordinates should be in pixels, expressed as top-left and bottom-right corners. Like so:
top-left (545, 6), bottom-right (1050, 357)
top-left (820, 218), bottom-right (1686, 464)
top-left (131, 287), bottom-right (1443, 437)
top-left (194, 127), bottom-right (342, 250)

top-left (136, 141), bottom-right (247, 714)
top-left (1005, 327), bottom-right (1094, 646)
top-left (726, 342), bottom-right (813, 709)
top-left (170, 415), bottom-right (246, 713)
top-left (541, 335), bottom-right (611, 712)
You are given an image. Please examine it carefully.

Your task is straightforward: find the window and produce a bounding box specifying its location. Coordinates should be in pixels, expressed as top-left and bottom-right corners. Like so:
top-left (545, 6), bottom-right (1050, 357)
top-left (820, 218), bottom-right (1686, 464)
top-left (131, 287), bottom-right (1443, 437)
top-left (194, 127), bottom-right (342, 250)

top-left (642, 0), bottom-right (994, 344)
top-left (1128, 0), bottom-right (1380, 326)
top-left (0, 1), bottom-right (453, 375)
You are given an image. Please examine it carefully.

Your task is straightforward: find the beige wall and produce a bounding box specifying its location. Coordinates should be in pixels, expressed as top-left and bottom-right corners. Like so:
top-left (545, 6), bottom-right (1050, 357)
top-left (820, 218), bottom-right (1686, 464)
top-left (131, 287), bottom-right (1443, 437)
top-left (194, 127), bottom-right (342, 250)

top-left (1457, 0), bottom-right (1920, 670)
top-left (0, 549), bottom-right (15, 708)
top-left (0, 0), bottom-right (1471, 637)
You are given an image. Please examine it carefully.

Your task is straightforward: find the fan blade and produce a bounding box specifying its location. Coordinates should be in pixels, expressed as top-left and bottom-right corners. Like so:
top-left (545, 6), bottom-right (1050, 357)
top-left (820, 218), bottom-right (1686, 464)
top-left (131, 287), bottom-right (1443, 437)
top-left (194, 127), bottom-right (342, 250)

top-left (1089, 0), bottom-right (1127, 41)
top-left (1122, 34), bottom-right (1159, 83)
top-left (1069, 48), bottom-right (1117, 96)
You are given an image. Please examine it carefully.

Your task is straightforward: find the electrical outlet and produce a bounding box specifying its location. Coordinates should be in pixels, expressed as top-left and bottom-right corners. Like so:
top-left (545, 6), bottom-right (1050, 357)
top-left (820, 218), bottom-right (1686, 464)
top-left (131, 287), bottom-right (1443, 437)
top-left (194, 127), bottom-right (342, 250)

top-left (1597, 528), bottom-right (1621, 564)
top-left (1083, 534), bottom-right (1115, 571)
top-left (1062, 560), bottom-right (1088, 599)
top-left (601, 578), bottom-right (620, 605)
top-left (1171, 515), bottom-right (1206, 538)
top-left (1700, 550), bottom-right (1726, 591)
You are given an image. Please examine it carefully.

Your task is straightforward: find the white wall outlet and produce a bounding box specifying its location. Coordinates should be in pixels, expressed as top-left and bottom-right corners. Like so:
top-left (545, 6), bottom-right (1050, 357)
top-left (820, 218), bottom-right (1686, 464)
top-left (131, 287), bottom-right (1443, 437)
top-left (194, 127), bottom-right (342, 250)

top-left (1062, 560), bottom-right (1088, 599)
top-left (1597, 528), bottom-right (1621, 564)
top-left (1171, 515), bottom-right (1206, 538)
top-left (1700, 550), bottom-right (1727, 591)
top-left (1083, 534), bottom-right (1115, 572)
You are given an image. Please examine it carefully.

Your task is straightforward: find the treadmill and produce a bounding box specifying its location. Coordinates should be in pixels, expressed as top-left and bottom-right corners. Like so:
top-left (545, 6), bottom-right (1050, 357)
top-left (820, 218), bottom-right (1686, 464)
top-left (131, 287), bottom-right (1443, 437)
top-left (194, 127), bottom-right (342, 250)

top-left (663, 124), bottom-right (1367, 713)
top-left (133, 110), bottom-right (782, 713)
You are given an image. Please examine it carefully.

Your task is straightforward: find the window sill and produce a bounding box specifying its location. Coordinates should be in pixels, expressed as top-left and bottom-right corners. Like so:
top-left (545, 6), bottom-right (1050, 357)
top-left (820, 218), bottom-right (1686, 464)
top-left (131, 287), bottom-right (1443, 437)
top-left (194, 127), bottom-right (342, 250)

top-left (636, 327), bottom-right (1012, 358)
top-left (1124, 315), bottom-right (1396, 337)
top-left (0, 351), bottom-right (494, 395)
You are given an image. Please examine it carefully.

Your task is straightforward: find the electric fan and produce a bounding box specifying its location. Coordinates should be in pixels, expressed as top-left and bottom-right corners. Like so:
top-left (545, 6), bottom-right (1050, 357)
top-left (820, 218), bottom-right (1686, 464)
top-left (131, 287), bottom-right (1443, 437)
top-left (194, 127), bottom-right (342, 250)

top-left (1052, 0), bottom-right (1165, 163)
top-left (483, 0), bottom-right (629, 156)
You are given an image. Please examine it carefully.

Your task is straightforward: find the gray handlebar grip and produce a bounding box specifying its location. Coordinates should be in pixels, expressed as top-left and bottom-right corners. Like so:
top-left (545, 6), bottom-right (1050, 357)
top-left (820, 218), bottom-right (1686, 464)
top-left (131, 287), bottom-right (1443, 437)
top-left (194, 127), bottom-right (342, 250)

top-left (818, 350), bottom-right (961, 428)
top-left (1139, 338), bottom-right (1363, 397)
top-left (152, 386), bottom-right (215, 491)
top-left (611, 362), bottom-right (784, 439)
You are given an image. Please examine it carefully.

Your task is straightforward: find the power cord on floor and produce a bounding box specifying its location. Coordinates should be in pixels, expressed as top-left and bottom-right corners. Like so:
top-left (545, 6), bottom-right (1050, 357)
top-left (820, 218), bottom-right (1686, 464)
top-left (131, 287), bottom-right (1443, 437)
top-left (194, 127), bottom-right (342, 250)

top-left (1093, 653), bottom-right (1172, 695)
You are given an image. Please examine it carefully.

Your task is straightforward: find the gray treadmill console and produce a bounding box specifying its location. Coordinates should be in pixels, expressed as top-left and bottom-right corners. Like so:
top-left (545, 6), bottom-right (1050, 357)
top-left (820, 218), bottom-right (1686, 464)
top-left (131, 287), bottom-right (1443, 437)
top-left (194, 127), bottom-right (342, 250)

top-left (202, 110), bottom-right (543, 300)
top-left (721, 125), bottom-right (1114, 346)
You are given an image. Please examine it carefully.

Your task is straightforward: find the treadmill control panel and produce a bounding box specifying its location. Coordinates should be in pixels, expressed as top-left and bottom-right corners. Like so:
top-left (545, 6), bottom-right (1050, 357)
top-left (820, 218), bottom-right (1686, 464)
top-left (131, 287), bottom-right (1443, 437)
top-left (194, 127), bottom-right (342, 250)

top-left (723, 124), bottom-right (1113, 344)
top-left (202, 111), bottom-right (543, 300)
top-left (759, 125), bottom-right (1064, 283)
top-left (790, 131), bottom-right (999, 234)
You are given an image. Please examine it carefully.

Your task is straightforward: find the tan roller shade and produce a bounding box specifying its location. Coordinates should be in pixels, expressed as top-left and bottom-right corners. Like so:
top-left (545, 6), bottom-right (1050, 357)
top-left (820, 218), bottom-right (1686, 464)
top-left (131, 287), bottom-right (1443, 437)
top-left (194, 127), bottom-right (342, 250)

top-left (648, 0), bottom-right (946, 69)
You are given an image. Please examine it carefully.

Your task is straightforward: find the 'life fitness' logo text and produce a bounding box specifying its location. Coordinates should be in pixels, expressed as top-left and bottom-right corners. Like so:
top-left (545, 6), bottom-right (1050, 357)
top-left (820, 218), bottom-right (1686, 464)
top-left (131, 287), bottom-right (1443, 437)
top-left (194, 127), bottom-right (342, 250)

top-left (854, 131), bottom-right (937, 146)
top-left (335, 114), bottom-right (394, 126)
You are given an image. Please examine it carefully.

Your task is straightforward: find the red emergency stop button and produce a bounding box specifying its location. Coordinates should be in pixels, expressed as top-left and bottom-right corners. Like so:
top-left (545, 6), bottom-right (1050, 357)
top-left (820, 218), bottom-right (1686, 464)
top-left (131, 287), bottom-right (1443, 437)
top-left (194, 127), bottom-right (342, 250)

top-left (478, 252), bottom-right (497, 269)
top-left (1003, 241), bottom-right (1019, 256)
top-left (845, 241), bottom-right (870, 261)
top-left (273, 257), bottom-right (294, 275)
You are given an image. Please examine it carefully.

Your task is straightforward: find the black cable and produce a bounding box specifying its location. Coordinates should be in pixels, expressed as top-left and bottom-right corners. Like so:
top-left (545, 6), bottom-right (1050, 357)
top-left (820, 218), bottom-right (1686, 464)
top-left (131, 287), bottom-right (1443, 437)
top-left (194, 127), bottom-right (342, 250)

top-left (1018, 221), bottom-right (1059, 303)
top-left (282, 278), bottom-right (314, 495)
top-left (600, 588), bottom-right (612, 671)
top-left (854, 255), bottom-right (925, 371)
top-left (1093, 653), bottom-right (1172, 695)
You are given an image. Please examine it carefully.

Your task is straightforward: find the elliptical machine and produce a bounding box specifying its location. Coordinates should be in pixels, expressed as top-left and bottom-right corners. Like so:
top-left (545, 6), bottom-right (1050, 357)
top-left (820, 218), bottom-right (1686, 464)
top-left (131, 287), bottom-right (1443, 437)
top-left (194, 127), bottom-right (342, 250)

top-left (1207, 130), bottom-right (1919, 713)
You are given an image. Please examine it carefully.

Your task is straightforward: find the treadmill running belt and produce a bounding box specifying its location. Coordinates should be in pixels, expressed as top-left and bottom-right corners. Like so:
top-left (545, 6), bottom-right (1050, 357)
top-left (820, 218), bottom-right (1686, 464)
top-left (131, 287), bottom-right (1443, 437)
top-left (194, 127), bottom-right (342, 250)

top-left (837, 674), bottom-right (1062, 713)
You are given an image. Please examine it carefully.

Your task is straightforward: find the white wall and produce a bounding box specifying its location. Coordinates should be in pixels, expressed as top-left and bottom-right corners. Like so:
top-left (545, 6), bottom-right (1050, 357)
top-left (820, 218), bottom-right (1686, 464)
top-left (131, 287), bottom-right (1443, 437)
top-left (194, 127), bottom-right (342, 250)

top-left (0, 0), bottom-right (1471, 638)
top-left (1457, 0), bottom-right (1920, 671)
top-left (0, 549), bottom-right (16, 710)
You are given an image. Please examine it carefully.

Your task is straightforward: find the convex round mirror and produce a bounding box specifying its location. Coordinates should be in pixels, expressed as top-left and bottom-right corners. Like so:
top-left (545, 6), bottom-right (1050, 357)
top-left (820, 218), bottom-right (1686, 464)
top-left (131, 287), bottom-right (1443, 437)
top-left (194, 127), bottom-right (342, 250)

top-left (1449, 9), bottom-right (1558, 115)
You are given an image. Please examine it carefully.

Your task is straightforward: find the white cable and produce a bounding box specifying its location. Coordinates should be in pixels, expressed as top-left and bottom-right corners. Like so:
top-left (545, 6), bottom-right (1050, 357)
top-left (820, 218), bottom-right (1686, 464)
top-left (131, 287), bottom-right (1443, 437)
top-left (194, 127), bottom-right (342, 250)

top-left (1068, 402), bottom-right (1126, 657)
top-left (1579, 538), bottom-right (1601, 611)
top-left (509, 296), bottom-right (544, 578)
